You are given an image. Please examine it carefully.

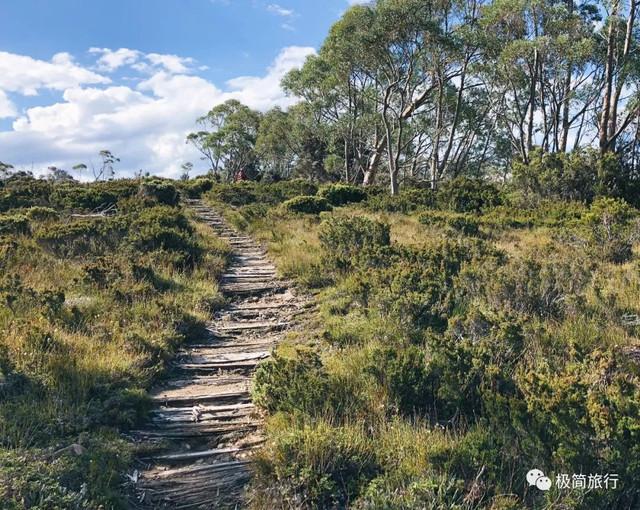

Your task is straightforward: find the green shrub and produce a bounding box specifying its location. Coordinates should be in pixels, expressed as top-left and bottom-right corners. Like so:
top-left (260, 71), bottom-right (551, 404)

top-left (35, 219), bottom-right (122, 257)
top-left (127, 206), bottom-right (201, 266)
top-left (319, 216), bottom-right (390, 270)
top-left (318, 184), bottom-right (367, 206)
top-left (237, 203), bottom-right (270, 223)
top-left (209, 182), bottom-right (257, 206)
top-left (253, 349), bottom-right (330, 415)
top-left (256, 422), bottom-right (380, 509)
top-left (138, 180), bottom-right (180, 206)
top-left (82, 257), bottom-right (127, 288)
top-left (479, 200), bottom-right (588, 230)
top-left (0, 176), bottom-right (52, 212)
top-left (419, 211), bottom-right (481, 236)
top-left (0, 214), bottom-right (30, 236)
top-left (207, 179), bottom-right (319, 207)
top-left (583, 197), bottom-right (638, 263)
top-left (0, 434), bottom-right (134, 509)
top-left (50, 185), bottom-right (118, 211)
top-left (516, 345), bottom-right (640, 509)
top-left (49, 181), bottom-right (139, 211)
top-left (266, 179), bottom-right (319, 202)
top-left (512, 148), bottom-right (598, 202)
top-left (282, 195), bottom-right (332, 215)
top-left (354, 473), bottom-right (465, 509)
top-left (340, 240), bottom-right (495, 335)
top-left (178, 177), bottom-right (215, 198)
top-left (437, 177), bottom-right (502, 213)
top-left (365, 346), bottom-right (430, 416)
top-left (24, 206), bottom-right (59, 222)
top-left (470, 254), bottom-right (590, 319)
top-left (430, 310), bottom-right (525, 423)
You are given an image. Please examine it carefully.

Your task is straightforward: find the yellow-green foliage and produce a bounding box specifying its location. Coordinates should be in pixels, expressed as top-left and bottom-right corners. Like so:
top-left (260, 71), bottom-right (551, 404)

top-left (217, 186), bottom-right (640, 510)
top-left (0, 178), bottom-right (230, 509)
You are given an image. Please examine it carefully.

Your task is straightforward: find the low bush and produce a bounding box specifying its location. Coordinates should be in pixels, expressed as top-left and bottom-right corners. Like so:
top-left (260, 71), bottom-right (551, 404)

top-left (0, 214), bottom-right (30, 236)
top-left (177, 177), bottom-right (215, 198)
top-left (583, 197), bottom-right (638, 264)
top-left (127, 206), bottom-right (201, 267)
top-left (0, 176), bottom-right (52, 212)
top-left (353, 472), bottom-right (466, 509)
top-left (137, 180), bottom-right (180, 206)
top-left (50, 186), bottom-right (118, 211)
top-left (209, 182), bottom-right (257, 206)
top-left (318, 216), bottom-right (390, 270)
top-left (365, 346), bottom-right (430, 415)
top-left (468, 253), bottom-right (591, 319)
top-left (511, 148), bottom-right (599, 202)
top-left (255, 421), bottom-right (380, 509)
top-left (437, 177), bottom-right (503, 213)
top-left (24, 206), bottom-right (59, 222)
top-left (253, 349), bottom-right (330, 415)
top-left (282, 195), bottom-right (332, 215)
top-left (366, 241), bottom-right (491, 333)
top-left (318, 184), bottom-right (367, 206)
top-left (35, 219), bottom-right (121, 257)
top-left (49, 181), bottom-right (139, 212)
top-left (267, 179), bottom-right (318, 201)
top-left (0, 433), bottom-right (134, 509)
top-left (419, 210), bottom-right (481, 236)
top-left (208, 179), bottom-right (319, 207)
top-left (479, 200), bottom-right (587, 229)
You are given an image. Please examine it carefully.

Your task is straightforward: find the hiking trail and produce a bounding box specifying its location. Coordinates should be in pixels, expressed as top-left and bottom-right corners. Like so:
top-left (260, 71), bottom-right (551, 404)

top-left (131, 199), bottom-right (306, 509)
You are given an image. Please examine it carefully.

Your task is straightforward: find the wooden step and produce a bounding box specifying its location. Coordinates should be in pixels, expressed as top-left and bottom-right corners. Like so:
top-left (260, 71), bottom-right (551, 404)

top-left (134, 200), bottom-right (303, 509)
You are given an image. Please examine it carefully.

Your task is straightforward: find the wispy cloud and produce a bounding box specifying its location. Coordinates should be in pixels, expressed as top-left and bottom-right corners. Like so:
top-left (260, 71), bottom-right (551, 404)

top-left (90, 47), bottom-right (141, 72)
top-left (266, 3), bottom-right (294, 17)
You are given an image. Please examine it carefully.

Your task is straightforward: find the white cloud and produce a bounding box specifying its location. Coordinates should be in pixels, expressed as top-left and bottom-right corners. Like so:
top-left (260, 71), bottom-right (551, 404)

top-left (90, 47), bottom-right (141, 72)
top-left (0, 46), bottom-right (315, 179)
top-left (0, 51), bottom-right (109, 96)
top-left (267, 3), bottom-right (294, 17)
top-left (129, 53), bottom-right (198, 75)
top-left (0, 90), bottom-right (16, 118)
top-left (225, 46), bottom-right (314, 110)
top-left (145, 53), bottom-right (196, 74)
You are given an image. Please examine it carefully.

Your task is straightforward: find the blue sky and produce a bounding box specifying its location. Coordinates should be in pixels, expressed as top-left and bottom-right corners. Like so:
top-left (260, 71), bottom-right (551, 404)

top-left (0, 0), bottom-right (364, 178)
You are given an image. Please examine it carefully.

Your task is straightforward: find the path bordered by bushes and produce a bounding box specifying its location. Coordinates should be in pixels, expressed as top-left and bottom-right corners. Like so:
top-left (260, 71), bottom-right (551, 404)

top-left (132, 199), bottom-right (308, 508)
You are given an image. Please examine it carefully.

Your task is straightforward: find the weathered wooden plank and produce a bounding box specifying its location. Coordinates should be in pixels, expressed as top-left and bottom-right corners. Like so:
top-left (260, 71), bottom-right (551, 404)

top-left (151, 389), bottom-right (250, 406)
top-left (134, 200), bottom-right (302, 509)
top-left (212, 321), bottom-right (288, 332)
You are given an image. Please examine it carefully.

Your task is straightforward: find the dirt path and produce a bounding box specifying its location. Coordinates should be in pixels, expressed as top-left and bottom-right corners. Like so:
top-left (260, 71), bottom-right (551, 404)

top-left (131, 199), bottom-right (305, 509)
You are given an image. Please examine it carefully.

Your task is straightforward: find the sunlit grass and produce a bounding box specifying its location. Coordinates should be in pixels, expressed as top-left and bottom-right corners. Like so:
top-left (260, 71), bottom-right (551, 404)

top-left (0, 203), bottom-right (230, 508)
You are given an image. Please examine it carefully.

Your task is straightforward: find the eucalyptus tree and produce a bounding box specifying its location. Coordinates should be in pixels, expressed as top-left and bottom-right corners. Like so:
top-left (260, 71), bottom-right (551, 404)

top-left (254, 103), bottom-right (332, 181)
top-left (255, 107), bottom-right (296, 178)
top-left (283, 49), bottom-right (378, 184)
top-left (94, 150), bottom-right (119, 181)
top-left (285, 0), bottom-right (489, 194)
top-left (187, 100), bottom-right (262, 181)
top-left (478, 0), bottom-right (599, 163)
top-left (180, 162), bottom-right (193, 181)
top-left (598, 0), bottom-right (640, 155)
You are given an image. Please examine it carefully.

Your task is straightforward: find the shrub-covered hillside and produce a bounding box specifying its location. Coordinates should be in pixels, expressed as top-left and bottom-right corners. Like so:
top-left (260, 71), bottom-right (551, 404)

top-left (205, 180), bottom-right (640, 510)
top-left (0, 175), bottom-right (228, 509)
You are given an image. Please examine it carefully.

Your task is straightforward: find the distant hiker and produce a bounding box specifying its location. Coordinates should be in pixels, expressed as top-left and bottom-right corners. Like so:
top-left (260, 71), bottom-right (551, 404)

top-left (235, 168), bottom-right (247, 182)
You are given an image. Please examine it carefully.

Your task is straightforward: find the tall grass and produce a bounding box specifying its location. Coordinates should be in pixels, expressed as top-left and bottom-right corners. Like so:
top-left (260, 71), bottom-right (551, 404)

top-left (0, 180), bottom-right (230, 508)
